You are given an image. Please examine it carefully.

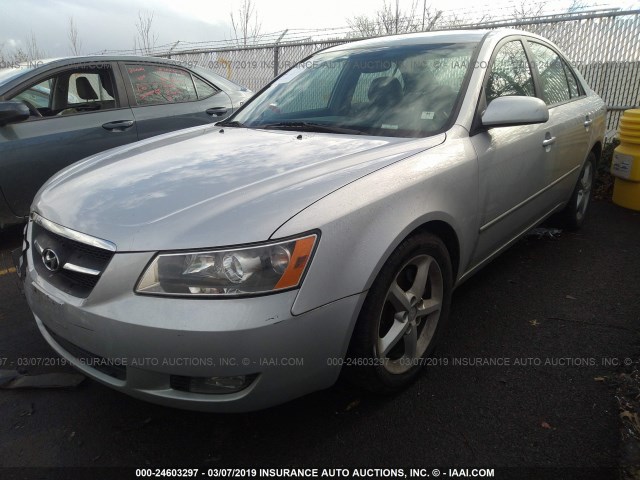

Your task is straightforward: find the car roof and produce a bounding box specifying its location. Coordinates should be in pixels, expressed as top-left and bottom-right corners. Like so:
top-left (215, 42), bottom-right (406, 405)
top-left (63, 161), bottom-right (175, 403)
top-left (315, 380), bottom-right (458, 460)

top-left (0, 55), bottom-right (240, 93)
top-left (1, 55), bottom-right (206, 82)
top-left (325, 29), bottom-right (491, 52)
top-left (28, 55), bottom-right (200, 68)
top-left (322, 28), bottom-right (555, 53)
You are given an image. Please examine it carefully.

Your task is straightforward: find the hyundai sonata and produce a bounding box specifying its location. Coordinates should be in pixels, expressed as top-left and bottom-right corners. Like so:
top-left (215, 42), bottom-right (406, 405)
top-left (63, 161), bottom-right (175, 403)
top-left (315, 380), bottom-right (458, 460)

top-left (18, 29), bottom-right (605, 411)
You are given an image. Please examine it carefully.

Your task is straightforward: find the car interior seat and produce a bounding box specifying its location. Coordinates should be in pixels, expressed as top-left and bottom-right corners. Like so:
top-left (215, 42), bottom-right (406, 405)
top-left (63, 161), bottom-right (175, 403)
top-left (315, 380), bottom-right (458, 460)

top-left (361, 76), bottom-right (403, 128)
top-left (76, 77), bottom-right (98, 101)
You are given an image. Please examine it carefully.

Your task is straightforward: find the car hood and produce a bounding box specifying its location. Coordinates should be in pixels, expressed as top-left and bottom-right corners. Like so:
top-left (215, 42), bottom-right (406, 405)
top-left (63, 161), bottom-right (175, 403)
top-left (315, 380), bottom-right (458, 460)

top-left (33, 125), bottom-right (445, 251)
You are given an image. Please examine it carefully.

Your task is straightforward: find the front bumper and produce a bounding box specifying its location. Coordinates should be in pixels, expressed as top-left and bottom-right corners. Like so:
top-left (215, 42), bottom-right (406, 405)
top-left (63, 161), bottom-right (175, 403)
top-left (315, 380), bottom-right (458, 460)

top-left (23, 228), bottom-right (365, 412)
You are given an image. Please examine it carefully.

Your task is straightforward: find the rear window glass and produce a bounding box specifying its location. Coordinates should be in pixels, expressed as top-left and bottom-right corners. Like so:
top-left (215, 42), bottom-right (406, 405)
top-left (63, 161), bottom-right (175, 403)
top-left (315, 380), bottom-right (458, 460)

top-left (126, 65), bottom-right (198, 105)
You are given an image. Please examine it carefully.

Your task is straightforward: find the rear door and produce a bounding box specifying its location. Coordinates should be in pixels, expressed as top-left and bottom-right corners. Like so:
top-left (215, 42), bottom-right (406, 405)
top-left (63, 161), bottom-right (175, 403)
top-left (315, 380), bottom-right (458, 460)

top-left (0, 61), bottom-right (137, 217)
top-left (525, 40), bottom-right (592, 205)
top-left (120, 62), bottom-right (232, 140)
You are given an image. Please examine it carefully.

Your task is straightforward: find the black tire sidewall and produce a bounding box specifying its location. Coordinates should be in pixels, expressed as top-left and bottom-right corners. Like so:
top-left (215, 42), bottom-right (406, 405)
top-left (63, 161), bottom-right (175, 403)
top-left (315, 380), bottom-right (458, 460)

top-left (346, 232), bottom-right (453, 393)
top-left (563, 152), bottom-right (596, 230)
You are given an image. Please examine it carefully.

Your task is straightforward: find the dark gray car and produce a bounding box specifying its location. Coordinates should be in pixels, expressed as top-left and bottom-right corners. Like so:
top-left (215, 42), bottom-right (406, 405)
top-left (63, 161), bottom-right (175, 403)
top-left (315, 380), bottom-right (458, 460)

top-left (0, 56), bottom-right (252, 228)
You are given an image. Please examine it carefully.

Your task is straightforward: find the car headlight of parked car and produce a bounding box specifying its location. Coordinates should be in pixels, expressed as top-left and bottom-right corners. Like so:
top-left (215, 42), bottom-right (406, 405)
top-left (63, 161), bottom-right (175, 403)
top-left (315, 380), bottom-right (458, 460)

top-left (136, 233), bottom-right (318, 297)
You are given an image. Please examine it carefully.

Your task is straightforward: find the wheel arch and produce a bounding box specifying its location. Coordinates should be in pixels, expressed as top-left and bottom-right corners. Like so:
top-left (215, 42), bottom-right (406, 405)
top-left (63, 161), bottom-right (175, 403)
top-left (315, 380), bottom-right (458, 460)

top-left (403, 220), bottom-right (461, 282)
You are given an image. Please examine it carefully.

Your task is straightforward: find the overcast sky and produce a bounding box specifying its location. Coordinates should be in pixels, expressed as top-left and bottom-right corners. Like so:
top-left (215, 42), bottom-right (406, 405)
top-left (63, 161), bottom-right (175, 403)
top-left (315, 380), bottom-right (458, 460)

top-left (0, 0), bottom-right (638, 57)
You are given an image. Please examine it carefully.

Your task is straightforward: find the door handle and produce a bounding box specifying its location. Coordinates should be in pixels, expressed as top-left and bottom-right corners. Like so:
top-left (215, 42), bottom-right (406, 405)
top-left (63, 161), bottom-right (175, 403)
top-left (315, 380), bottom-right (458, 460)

top-left (206, 107), bottom-right (229, 117)
top-left (583, 118), bottom-right (593, 127)
top-left (542, 136), bottom-right (556, 147)
top-left (102, 120), bottom-right (135, 132)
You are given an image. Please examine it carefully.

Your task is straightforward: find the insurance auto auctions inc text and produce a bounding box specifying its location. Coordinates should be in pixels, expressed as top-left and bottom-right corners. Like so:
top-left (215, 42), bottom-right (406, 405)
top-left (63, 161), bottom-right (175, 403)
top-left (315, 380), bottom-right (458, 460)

top-left (256, 468), bottom-right (495, 478)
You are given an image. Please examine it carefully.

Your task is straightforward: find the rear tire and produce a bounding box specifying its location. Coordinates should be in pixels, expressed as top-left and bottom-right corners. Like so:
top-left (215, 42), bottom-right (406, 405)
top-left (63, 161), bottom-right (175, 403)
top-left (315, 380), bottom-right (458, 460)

top-left (345, 232), bottom-right (452, 393)
top-left (560, 152), bottom-right (596, 230)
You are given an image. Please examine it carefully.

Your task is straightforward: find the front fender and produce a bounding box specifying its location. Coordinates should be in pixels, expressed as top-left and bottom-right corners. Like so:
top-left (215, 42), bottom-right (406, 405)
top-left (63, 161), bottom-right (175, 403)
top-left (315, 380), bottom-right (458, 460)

top-left (273, 135), bottom-right (479, 316)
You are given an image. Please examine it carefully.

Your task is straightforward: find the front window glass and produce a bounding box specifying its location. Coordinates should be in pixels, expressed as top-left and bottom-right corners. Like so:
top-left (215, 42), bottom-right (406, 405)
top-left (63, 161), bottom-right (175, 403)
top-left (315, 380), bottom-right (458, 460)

top-left (67, 73), bottom-right (114, 105)
top-left (231, 42), bottom-right (478, 137)
top-left (14, 79), bottom-right (52, 108)
top-left (486, 41), bottom-right (535, 103)
top-left (9, 66), bottom-right (118, 118)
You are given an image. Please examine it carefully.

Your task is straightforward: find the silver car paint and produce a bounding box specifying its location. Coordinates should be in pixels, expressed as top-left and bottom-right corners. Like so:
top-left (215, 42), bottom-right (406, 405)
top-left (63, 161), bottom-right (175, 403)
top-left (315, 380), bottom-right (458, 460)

top-left (481, 96), bottom-right (549, 126)
top-left (24, 30), bottom-right (606, 411)
top-left (33, 125), bottom-right (445, 251)
top-left (24, 244), bottom-right (366, 412)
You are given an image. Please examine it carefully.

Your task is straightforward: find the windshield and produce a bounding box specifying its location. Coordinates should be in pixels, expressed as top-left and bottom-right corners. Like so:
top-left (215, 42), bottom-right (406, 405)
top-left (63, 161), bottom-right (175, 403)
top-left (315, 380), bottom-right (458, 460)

top-left (231, 42), bottom-right (477, 137)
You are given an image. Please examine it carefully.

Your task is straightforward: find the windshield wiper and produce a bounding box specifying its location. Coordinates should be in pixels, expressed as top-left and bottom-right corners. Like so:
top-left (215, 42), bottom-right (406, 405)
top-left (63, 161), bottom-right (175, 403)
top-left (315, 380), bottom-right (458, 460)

top-left (216, 120), bottom-right (244, 127)
top-left (258, 121), bottom-right (364, 135)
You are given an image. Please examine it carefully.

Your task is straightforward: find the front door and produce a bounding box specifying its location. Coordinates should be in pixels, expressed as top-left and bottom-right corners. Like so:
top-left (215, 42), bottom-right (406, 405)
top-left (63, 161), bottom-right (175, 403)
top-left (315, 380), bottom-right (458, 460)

top-left (469, 39), bottom-right (552, 267)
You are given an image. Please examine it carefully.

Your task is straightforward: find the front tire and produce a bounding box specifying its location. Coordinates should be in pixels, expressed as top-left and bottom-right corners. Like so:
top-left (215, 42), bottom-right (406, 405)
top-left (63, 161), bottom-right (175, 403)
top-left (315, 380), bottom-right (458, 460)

top-left (346, 232), bottom-right (452, 393)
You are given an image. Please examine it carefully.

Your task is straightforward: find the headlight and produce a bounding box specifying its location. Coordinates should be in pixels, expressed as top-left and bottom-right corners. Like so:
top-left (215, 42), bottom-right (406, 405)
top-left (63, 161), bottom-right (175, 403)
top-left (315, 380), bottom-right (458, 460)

top-left (136, 234), bottom-right (318, 297)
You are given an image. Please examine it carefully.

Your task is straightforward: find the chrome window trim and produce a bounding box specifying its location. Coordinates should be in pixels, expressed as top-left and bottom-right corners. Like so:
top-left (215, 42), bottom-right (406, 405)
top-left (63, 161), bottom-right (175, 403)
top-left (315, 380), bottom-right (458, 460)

top-left (30, 212), bottom-right (117, 252)
top-left (62, 263), bottom-right (102, 276)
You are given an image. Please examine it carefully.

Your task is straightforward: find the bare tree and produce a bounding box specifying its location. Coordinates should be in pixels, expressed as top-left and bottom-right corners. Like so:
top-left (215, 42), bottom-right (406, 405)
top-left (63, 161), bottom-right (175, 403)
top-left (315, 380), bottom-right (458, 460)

top-left (377, 0), bottom-right (416, 34)
top-left (135, 10), bottom-right (158, 55)
top-left (567, 0), bottom-right (590, 12)
top-left (348, 14), bottom-right (385, 37)
top-left (0, 43), bottom-right (7, 66)
top-left (68, 16), bottom-right (82, 55)
top-left (348, 0), bottom-right (450, 37)
top-left (420, 2), bottom-right (443, 31)
top-left (230, 0), bottom-right (262, 47)
top-left (24, 31), bottom-right (45, 61)
top-left (440, 12), bottom-right (467, 28)
top-left (1, 45), bottom-right (28, 64)
top-left (511, 0), bottom-right (547, 20)
top-left (0, 36), bottom-right (41, 66)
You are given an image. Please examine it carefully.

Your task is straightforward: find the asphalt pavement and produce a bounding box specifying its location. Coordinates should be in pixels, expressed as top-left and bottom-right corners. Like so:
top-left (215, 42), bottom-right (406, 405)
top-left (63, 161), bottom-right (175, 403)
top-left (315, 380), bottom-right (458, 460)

top-left (0, 199), bottom-right (638, 480)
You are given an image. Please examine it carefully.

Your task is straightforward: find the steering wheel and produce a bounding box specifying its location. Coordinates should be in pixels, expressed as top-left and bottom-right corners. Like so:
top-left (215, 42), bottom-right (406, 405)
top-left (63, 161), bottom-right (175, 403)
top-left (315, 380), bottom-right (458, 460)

top-left (20, 100), bottom-right (42, 118)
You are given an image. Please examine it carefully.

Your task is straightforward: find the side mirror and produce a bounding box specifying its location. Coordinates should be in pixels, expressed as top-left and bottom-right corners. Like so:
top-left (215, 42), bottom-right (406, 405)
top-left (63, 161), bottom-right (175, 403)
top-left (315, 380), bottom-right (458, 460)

top-left (0, 101), bottom-right (30, 127)
top-left (481, 96), bottom-right (549, 128)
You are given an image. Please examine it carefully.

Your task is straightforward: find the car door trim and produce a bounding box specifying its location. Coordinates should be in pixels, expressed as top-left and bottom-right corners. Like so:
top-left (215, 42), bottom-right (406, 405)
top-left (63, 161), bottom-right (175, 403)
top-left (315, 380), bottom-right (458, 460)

top-left (479, 163), bottom-right (581, 232)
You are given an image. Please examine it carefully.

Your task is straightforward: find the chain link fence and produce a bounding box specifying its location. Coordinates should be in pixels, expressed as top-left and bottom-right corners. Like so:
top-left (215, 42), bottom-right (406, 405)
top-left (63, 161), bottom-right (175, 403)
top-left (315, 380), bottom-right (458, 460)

top-left (161, 9), bottom-right (640, 140)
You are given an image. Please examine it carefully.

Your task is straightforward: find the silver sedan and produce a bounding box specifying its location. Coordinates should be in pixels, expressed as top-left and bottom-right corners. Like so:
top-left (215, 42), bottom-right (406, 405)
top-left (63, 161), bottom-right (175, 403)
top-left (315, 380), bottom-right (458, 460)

top-left (20, 29), bottom-right (605, 411)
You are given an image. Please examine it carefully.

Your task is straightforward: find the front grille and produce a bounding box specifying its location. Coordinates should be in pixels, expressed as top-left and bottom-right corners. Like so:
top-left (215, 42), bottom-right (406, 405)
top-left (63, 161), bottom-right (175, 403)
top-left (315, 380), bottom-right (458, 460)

top-left (31, 221), bottom-right (115, 298)
top-left (45, 325), bottom-right (127, 381)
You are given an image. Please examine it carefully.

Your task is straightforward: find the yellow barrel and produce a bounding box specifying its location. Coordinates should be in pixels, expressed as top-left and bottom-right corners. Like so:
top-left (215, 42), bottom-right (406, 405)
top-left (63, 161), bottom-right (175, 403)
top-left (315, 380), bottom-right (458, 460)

top-left (612, 109), bottom-right (640, 210)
